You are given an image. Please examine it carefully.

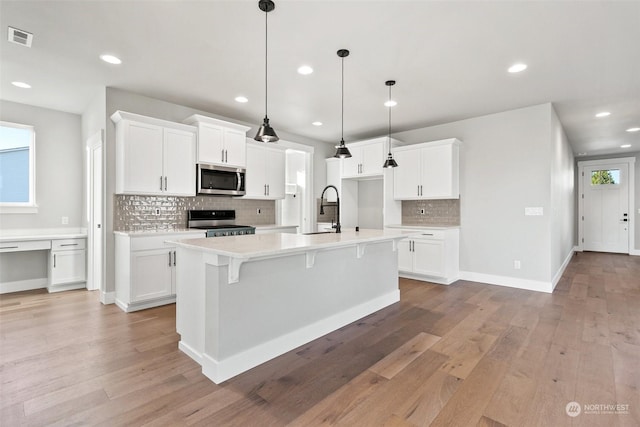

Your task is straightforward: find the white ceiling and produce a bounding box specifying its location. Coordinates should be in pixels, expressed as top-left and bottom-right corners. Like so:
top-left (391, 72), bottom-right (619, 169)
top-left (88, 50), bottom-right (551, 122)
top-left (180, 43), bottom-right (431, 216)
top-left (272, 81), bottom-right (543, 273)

top-left (1, 1), bottom-right (639, 156)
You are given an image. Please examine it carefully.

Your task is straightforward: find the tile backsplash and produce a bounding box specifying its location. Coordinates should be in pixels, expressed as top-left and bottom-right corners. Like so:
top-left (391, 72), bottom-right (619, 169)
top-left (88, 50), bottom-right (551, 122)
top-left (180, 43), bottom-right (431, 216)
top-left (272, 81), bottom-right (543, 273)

top-left (402, 199), bottom-right (460, 226)
top-left (316, 199), bottom-right (337, 224)
top-left (114, 195), bottom-right (276, 231)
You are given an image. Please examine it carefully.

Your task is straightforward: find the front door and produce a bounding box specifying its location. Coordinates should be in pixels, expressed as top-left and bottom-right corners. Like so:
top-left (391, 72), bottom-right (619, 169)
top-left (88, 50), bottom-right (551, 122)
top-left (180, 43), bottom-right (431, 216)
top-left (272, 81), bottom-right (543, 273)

top-left (581, 161), bottom-right (630, 253)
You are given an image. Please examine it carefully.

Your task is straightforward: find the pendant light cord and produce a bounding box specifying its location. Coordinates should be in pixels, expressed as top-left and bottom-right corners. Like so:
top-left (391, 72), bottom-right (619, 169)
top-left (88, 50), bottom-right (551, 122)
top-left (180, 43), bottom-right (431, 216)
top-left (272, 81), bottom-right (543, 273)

top-left (341, 56), bottom-right (344, 142)
top-left (388, 84), bottom-right (392, 155)
top-left (264, 8), bottom-right (268, 118)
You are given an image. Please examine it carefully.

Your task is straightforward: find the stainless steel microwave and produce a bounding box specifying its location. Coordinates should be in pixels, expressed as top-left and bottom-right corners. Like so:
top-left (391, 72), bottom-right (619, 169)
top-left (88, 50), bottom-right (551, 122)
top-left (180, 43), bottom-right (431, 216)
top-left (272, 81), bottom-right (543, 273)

top-left (197, 164), bottom-right (245, 196)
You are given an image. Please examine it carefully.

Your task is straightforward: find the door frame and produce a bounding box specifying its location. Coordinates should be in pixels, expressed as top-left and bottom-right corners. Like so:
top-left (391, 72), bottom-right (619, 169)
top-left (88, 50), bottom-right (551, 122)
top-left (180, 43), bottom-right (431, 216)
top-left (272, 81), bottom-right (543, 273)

top-left (578, 157), bottom-right (636, 254)
top-left (273, 139), bottom-right (315, 234)
top-left (87, 130), bottom-right (105, 293)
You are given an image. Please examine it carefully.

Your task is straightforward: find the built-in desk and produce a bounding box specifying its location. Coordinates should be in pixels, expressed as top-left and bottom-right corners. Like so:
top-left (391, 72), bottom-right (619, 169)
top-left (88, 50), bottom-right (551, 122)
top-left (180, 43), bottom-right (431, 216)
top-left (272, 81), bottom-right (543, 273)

top-left (0, 229), bottom-right (87, 294)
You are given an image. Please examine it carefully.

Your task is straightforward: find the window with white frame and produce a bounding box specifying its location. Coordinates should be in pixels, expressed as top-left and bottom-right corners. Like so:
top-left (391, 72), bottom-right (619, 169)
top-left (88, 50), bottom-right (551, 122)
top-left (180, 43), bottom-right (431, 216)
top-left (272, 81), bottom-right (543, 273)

top-left (0, 121), bottom-right (36, 211)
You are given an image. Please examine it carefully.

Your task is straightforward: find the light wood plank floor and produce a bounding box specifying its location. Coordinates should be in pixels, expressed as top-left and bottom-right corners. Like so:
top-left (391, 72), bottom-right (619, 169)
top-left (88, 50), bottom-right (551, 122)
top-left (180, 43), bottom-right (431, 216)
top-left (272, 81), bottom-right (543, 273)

top-left (1, 252), bottom-right (639, 426)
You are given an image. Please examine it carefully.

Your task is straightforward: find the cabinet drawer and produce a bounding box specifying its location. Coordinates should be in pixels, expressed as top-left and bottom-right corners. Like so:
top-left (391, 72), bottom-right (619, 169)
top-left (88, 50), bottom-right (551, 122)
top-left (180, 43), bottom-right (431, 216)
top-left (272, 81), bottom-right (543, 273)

top-left (0, 240), bottom-right (51, 253)
top-left (412, 230), bottom-right (445, 240)
top-left (130, 232), bottom-right (206, 251)
top-left (52, 238), bottom-right (86, 250)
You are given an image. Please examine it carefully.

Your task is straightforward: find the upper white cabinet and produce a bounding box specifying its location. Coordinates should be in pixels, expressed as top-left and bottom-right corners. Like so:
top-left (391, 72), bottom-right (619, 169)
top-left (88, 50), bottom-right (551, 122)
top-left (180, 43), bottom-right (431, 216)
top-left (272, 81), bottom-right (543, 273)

top-left (393, 138), bottom-right (460, 200)
top-left (244, 142), bottom-right (286, 200)
top-left (112, 111), bottom-right (196, 196)
top-left (342, 138), bottom-right (385, 178)
top-left (184, 114), bottom-right (250, 167)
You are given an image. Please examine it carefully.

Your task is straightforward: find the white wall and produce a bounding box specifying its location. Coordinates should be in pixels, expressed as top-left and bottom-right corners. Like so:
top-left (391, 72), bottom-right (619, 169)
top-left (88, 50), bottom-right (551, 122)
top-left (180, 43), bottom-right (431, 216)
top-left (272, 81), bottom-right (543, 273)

top-left (358, 180), bottom-right (383, 229)
top-left (550, 106), bottom-right (576, 282)
top-left (394, 103), bottom-right (572, 287)
top-left (0, 100), bottom-right (83, 229)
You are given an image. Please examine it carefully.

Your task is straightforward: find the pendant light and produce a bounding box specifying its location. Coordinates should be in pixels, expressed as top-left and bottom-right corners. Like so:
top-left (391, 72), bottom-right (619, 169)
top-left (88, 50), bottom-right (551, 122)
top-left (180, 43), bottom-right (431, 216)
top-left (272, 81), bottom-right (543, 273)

top-left (383, 80), bottom-right (398, 168)
top-left (334, 49), bottom-right (352, 158)
top-left (254, 0), bottom-right (279, 143)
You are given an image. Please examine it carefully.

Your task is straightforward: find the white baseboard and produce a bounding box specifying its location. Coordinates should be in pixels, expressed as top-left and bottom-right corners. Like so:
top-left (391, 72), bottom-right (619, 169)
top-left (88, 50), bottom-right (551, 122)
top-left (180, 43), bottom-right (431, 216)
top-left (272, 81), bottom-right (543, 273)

top-left (551, 249), bottom-right (576, 291)
top-left (47, 282), bottom-right (86, 293)
top-left (0, 278), bottom-right (47, 294)
top-left (100, 291), bottom-right (115, 305)
top-left (399, 272), bottom-right (456, 285)
top-left (459, 271), bottom-right (553, 293)
top-left (573, 245), bottom-right (582, 253)
top-left (630, 249), bottom-right (640, 256)
top-left (114, 295), bottom-right (176, 312)
top-left (197, 290), bottom-right (400, 384)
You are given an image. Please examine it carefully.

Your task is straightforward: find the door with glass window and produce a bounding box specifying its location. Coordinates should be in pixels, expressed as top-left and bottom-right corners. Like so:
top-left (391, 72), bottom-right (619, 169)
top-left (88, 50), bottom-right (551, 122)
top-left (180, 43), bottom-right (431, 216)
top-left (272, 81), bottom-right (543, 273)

top-left (582, 162), bottom-right (629, 253)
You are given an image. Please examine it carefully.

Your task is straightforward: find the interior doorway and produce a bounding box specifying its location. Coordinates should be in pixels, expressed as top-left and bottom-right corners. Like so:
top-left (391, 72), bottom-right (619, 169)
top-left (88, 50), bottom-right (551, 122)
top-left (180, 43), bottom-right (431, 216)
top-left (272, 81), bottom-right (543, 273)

top-left (578, 157), bottom-right (635, 254)
top-left (87, 131), bottom-right (104, 293)
top-left (275, 140), bottom-right (314, 234)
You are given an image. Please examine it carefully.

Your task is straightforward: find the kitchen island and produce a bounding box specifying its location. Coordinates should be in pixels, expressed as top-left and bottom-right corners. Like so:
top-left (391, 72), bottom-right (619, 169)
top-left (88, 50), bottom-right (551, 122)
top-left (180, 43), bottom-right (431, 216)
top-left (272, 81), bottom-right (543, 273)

top-left (171, 229), bottom-right (408, 384)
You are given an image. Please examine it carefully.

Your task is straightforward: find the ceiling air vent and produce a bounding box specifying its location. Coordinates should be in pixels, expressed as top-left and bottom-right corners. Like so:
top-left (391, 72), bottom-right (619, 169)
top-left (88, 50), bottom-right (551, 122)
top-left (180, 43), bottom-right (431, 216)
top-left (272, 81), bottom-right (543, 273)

top-left (7, 27), bottom-right (33, 47)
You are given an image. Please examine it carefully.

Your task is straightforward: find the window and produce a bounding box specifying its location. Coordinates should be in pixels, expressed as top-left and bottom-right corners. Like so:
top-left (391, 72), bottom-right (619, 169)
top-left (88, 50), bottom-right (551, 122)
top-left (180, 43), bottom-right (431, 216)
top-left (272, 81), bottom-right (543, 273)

top-left (0, 121), bottom-right (36, 212)
top-left (591, 169), bottom-right (620, 185)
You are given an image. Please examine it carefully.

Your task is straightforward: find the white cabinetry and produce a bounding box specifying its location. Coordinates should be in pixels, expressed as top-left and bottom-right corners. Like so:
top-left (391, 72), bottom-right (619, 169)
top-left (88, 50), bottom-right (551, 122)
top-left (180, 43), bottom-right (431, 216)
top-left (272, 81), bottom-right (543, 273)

top-left (48, 238), bottom-right (86, 292)
top-left (393, 139), bottom-right (460, 200)
top-left (244, 143), bottom-right (286, 200)
top-left (342, 138), bottom-right (385, 179)
top-left (112, 111), bottom-right (196, 196)
top-left (393, 228), bottom-right (459, 284)
top-left (115, 231), bottom-right (205, 312)
top-left (184, 114), bottom-right (250, 167)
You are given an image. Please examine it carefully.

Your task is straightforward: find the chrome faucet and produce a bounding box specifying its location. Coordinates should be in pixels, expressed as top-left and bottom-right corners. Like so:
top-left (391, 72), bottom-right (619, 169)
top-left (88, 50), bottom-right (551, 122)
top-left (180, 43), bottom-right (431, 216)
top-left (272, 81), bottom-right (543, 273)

top-left (319, 185), bottom-right (341, 233)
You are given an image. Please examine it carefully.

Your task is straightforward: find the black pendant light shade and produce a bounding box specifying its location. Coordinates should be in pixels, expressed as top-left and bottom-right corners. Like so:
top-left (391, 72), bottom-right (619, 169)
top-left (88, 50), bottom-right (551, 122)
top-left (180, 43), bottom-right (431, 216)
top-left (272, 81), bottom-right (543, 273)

top-left (255, 0), bottom-right (279, 143)
top-left (383, 80), bottom-right (398, 168)
top-left (334, 49), bottom-right (352, 158)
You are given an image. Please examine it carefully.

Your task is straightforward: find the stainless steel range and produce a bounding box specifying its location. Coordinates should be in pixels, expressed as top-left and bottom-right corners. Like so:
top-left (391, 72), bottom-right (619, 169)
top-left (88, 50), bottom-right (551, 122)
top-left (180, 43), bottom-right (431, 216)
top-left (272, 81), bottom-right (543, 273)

top-left (188, 210), bottom-right (256, 237)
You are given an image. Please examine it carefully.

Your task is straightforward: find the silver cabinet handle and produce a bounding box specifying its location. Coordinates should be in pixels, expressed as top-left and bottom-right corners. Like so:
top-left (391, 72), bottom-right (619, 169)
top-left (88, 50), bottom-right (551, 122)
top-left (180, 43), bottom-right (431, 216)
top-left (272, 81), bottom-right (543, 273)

top-left (417, 185), bottom-right (420, 196)
top-left (168, 251), bottom-right (172, 266)
top-left (422, 233), bottom-right (434, 236)
top-left (1, 246), bottom-right (19, 249)
top-left (221, 149), bottom-right (225, 162)
top-left (225, 150), bottom-right (228, 163)
top-left (264, 184), bottom-right (267, 196)
top-left (164, 176), bottom-right (167, 191)
top-left (160, 176), bottom-right (163, 190)
top-left (173, 251), bottom-right (177, 266)
top-left (60, 243), bottom-right (78, 247)
top-left (54, 254), bottom-right (57, 268)
top-left (267, 184), bottom-right (270, 196)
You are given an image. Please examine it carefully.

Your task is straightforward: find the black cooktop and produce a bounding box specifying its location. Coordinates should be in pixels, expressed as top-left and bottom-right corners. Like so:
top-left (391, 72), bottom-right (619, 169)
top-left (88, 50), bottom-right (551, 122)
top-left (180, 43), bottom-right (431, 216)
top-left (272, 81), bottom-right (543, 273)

top-left (190, 224), bottom-right (252, 230)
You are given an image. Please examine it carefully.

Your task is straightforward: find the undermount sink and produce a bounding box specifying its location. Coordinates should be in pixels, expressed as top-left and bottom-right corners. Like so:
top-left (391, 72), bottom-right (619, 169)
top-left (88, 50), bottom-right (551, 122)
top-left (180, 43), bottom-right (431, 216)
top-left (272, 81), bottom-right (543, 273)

top-left (303, 231), bottom-right (334, 235)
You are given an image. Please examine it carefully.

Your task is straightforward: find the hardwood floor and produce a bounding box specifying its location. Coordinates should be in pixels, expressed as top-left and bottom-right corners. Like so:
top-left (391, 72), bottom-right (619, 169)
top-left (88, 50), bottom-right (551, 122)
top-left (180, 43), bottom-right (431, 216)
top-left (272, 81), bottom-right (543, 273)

top-left (1, 251), bottom-right (638, 426)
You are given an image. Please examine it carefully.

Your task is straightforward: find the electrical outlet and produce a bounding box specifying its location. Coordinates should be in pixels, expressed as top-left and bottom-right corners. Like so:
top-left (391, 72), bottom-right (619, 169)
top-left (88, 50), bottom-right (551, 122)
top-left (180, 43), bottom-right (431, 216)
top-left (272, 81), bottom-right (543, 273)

top-left (61, 216), bottom-right (69, 225)
top-left (419, 209), bottom-right (425, 215)
top-left (514, 260), bottom-right (521, 269)
top-left (155, 209), bottom-right (160, 216)
top-left (257, 208), bottom-right (261, 214)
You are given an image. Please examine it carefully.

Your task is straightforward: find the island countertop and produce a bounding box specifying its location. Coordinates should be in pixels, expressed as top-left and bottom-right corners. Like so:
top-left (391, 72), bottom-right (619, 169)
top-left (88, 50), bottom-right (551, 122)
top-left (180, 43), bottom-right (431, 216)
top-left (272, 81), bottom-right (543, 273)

top-left (170, 228), bottom-right (410, 261)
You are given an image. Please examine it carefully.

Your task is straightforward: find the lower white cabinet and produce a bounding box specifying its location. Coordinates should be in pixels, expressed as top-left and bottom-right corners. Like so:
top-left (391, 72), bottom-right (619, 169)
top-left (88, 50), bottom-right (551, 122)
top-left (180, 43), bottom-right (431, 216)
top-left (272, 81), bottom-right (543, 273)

top-left (115, 231), bottom-right (205, 312)
top-left (48, 238), bottom-right (86, 293)
top-left (394, 228), bottom-right (459, 284)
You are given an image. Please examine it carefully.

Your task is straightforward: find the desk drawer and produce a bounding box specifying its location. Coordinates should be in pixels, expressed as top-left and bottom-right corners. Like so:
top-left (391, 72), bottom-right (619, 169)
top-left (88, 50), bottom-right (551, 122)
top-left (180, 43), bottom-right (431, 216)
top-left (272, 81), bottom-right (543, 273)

top-left (52, 239), bottom-right (86, 251)
top-left (0, 240), bottom-right (51, 253)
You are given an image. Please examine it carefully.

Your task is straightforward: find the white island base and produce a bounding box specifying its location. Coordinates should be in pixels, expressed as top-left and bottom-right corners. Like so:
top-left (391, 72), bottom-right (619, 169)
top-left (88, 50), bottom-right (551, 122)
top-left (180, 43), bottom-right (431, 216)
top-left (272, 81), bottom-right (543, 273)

top-left (172, 230), bottom-right (406, 384)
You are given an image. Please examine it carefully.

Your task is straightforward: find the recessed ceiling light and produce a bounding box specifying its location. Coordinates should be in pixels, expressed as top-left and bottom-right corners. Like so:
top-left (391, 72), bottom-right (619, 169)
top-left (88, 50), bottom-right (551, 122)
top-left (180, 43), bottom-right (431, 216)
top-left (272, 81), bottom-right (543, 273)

top-left (100, 54), bottom-right (122, 65)
top-left (11, 81), bottom-right (31, 88)
top-left (626, 127), bottom-right (640, 132)
top-left (297, 65), bottom-right (313, 75)
top-left (235, 96), bottom-right (248, 103)
top-left (595, 111), bottom-right (610, 118)
top-left (577, 152), bottom-right (588, 156)
top-left (508, 63), bottom-right (527, 73)
top-left (384, 100), bottom-right (397, 107)
top-left (621, 144), bottom-right (632, 148)
top-left (312, 121), bottom-right (323, 126)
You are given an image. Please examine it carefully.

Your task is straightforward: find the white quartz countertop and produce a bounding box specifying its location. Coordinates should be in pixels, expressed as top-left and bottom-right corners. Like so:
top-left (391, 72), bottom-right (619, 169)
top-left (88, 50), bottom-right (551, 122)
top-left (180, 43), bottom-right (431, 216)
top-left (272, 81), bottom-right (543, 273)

top-left (385, 224), bottom-right (460, 230)
top-left (114, 229), bottom-right (206, 237)
top-left (0, 228), bottom-right (87, 242)
top-left (171, 228), bottom-right (411, 260)
top-left (253, 224), bottom-right (298, 230)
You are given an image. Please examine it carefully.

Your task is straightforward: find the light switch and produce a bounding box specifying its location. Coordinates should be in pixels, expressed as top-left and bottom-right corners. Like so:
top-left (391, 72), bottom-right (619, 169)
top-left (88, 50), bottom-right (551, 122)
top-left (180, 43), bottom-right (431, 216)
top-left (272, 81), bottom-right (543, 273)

top-left (525, 207), bottom-right (544, 216)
